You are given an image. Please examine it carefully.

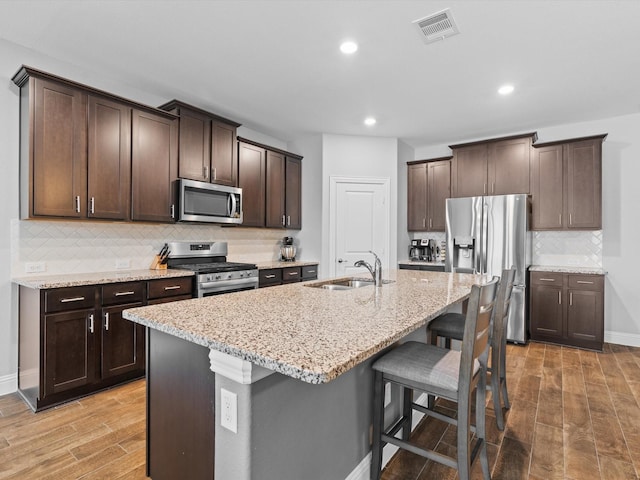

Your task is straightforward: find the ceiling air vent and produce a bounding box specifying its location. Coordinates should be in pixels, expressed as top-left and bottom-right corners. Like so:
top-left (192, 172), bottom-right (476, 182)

top-left (412, 8), bottom-right (460, 44)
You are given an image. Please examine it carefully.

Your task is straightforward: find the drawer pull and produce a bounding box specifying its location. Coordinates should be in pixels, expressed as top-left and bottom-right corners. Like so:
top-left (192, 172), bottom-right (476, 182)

top-left (539, 278), bottom-right (556, 282)
top-left (570, 292), bottom-right (573, 306)
top-left (288, 272), bottom-right (298, 276)
top-left (114, 291), bottom-right (135, 296)
top-left (164, 285), bottom-right (182, 291)
top-left (307, 270), bottom-right (316, 274)
top-left (60, 296), bottom-right (85, 303)
top-left (89, 314), bottom-right (95, 334)
top-left (576, 280), bottom-right (594, 285)
top-left (558, 291), bottom-right (561, 305)
top-left (265, 274), bottom-right (276, 279)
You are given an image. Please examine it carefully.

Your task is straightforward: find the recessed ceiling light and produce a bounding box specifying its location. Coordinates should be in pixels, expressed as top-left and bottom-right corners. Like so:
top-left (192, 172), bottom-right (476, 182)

top-left (498, 84), bottom-right (515, 95)
top-left (340, 41), bottom-right (358, 54)
top-left (364, 117), bottom-right (377, 126)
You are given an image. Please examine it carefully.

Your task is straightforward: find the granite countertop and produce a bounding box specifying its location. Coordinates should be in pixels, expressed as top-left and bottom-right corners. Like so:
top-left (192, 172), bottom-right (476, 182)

top-left (123, 270), bottom-right (484, 384)
top-left (13, 268), bottom-right (194, 289)
top-left (255, 260), bottom-right (319, 269)
top-left (530, 265), bottom-right (607, 275)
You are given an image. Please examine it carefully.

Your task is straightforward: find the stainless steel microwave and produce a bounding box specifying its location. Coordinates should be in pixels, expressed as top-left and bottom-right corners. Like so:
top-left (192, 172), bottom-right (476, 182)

top-left (177, 178), bottom-right (243, 224)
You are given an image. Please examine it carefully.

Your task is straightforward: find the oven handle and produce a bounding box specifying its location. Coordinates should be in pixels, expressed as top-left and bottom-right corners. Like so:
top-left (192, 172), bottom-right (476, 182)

top-left (199, 277), bottom-right (258, 292)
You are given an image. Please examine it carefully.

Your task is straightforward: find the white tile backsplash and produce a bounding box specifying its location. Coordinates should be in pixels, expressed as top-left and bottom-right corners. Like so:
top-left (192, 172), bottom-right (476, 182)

top-left (532, 230), bottom-right (602, 268)
top-left (11, 219), bottom-right (297, 276)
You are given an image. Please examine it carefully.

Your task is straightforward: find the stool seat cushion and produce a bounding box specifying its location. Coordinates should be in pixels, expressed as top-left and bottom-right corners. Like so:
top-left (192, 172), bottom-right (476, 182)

top-left (428, 312), bottom-right (465, 341)
top-left (372, 341), bottom-right (479, 393)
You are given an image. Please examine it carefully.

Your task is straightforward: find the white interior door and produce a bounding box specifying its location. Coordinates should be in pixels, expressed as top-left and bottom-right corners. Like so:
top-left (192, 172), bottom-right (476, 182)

top-left (330, 177), bottom-right (390, 277)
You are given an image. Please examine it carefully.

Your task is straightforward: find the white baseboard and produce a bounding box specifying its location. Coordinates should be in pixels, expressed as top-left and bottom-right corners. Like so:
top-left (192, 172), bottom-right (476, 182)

top-left (605, 330), bottom-right (640, 347)
top-left (345, 393), bottom-right (430, 480)
top-left (0, 373), bottom-right (17, 396)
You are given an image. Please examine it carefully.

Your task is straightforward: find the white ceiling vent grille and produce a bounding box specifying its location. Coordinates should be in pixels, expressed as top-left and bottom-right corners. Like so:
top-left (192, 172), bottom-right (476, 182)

top-left (412, 8), bottom-right (460, 44)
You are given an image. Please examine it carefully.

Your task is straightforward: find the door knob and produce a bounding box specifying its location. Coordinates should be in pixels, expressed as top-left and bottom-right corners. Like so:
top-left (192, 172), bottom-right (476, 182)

top-left (337, 258), bottom-right (346, 263)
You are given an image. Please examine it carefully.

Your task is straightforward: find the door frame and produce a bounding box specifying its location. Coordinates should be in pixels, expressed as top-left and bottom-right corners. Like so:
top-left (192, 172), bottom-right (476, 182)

top-left (328, 176), bottom-right (391, 278)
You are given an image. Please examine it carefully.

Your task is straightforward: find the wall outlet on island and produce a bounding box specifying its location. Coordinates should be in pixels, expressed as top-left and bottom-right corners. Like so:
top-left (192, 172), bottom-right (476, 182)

top-left (221, 388), bottom-right (238, 433)
top-left (115, 258), bottom-right (130, 269)
top-left (25, 261), bottom-right (46, 273)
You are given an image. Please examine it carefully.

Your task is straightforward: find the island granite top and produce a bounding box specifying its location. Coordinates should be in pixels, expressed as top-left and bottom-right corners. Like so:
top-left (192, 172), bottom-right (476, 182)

top-left (123, 270), bottom-right (485, 384)
top-left (13, 268), bottom-right (194, 289)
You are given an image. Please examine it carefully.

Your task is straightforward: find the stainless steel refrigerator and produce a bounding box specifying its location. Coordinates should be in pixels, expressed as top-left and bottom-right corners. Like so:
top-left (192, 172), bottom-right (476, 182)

top-left (445, 194), bottom-right (531, 343)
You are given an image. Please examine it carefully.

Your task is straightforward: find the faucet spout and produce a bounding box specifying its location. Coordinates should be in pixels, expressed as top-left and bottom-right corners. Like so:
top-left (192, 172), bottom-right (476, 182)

top-left (354, 251), bottom-right (383, 287)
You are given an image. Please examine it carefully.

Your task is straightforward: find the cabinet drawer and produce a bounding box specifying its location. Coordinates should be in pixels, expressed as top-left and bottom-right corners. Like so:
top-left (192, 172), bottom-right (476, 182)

top-left (259, 269), bottom-right (282, 287)
top-left (301, 265), bottom-right (318, 280)
top-left (44, 286), bottom-right (96, 313)
top-left (282, 266), bottom-right (301, 284)
top-left (148, 277), bottom-right (193, 300)
top-left (568, 274), bottom-right (604, 291)
top-left (102, 282), bottom-right (144, 306)
top-left (530, 272), bottom-right (563, 286)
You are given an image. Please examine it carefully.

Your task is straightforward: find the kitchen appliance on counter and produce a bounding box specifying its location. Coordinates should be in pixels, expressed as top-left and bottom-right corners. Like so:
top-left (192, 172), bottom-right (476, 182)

top-left (280, 236), bottom-right (296, 261)
top-left (409, 238), bottom-right (440, 261)
top-left (176, 178), bottom-right (243, 224)
top-left (445, 194), bottom-right (531, 343)
top-left (165, 241), bottom-right (258, 297)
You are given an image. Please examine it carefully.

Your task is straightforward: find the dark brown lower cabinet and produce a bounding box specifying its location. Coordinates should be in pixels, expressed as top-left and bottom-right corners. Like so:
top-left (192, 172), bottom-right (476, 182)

top-left (530, 271), bottom-right (604, 350)
top-left (18, 276), bottom-right (193, 411)
top-left (258, 264), bottom-right (318, 288)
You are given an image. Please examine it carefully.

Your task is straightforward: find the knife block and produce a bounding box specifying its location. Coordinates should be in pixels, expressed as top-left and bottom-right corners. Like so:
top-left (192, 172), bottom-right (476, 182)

top-left (150, 255), bottom-right (168, 270)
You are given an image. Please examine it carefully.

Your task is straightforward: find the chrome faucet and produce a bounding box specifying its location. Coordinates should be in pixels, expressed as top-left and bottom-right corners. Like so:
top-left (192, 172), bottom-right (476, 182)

top-left (354, 251), bottom-right (382, 287)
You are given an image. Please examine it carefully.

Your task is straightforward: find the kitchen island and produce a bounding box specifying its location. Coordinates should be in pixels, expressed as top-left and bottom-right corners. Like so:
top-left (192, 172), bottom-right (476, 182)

top-left (123, 269), bottom-right (483, 480)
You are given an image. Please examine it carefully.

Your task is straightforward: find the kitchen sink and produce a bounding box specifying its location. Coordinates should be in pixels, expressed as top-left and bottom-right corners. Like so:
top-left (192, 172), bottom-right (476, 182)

top-left (305, 277), bottom-right (393, 290)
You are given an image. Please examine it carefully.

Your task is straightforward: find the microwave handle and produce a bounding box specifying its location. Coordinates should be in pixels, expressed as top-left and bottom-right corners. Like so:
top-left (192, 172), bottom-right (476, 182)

top-left (228, 193), bottom-right (237, 217)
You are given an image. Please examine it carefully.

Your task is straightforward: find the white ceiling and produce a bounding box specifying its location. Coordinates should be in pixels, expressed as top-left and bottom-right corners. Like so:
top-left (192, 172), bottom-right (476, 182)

top-left (1, 0), bottom-right (639, 150)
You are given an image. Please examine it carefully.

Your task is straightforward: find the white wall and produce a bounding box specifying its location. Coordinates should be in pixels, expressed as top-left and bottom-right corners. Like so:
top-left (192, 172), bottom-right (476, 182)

top-left (321, 134), bottom-right (399, 278)
top-left (396, 140), bottom-right (413, 262)
top-left (412, 113), bottom-right (640, 346)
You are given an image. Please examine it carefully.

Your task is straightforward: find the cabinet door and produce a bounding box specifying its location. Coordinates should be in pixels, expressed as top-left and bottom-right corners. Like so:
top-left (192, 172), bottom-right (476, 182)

top-left (87, 96), bottom-right (131, 220)
top-left (32, 78), bottom-right (87, 218)
top-left (531, 145), bottom-right (564, 230)
top-left (238, 142), bottom-right (266, 227)
top-left (565, 139), bottom-right (602, 229)
top-left (210, 119), bottom-right (238, 187)
top-left (131, 110), bottom-right (178, 222)
top-left (101, 303), bottom-right (145, 379)
top-left (530, 284), bottom-right (563, 339)
top-left (452, 144), bottom-right (487, 197)
top-left (566, 289), bottom-right (604, 346)
top-left (488, 136), bottom-right (531, 195)
top-left (407, 163), bottom-right (427, 231)
top-left (265, 150), bottom-right (286, 228)
top-left (44, 309), bottom-right (96, 396)
top-left (427, 160), bottom-right (451, 231)
top-left (177, 108), bottom-right (211, 182)
top-left (285, 157), bottom-right (302, 229)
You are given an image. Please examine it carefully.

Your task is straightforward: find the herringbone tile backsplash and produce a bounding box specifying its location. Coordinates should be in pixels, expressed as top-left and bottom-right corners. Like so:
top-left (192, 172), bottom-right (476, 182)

top-left (11, 219), bottom-right (294, 276)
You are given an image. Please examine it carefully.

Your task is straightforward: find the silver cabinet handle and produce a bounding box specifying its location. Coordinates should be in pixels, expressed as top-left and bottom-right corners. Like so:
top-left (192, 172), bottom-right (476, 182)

top-left (570, 292), bottom-right (573, 306)
top-left (429, 218), bottom-right (432, 229)
top-left (569, 213), bottom-right (573, 225)
top-left (282, 215), bottom-right (286, 226)
top-left (89, 314), bottom-right (95, 334)
top-left (75, 195), bottom-right (81, 213)
top-left (559, 214), bottom-right (562, 225)
top-left (307, 270), bottom-right (316, 274)
top-left (576, 280), bottom-right (594, 284)
top-left (204, 165), bottom-right (209, 180)
top-left (213, 168), bottom-right (217, 181)
top-left (492, 183), bottom-right (495, 194)
top-left (60, 296), bottom-right (85, 303)
top-left (539, 278), bottom-right (556, 282)
top-left (287, 215), bottom-right (291, 226)
top-left (288, 272), bottom-right (298, 276)
top-left (104, 312), bottom-right (110, 331)
top-left (264, 274), bottom-right (276, 279)
top-left (171, 204), bottom-right (175, 219)
top-left (558, 291), bottom-right (561, 305)
top-left (114, 291), bottom-right (135, 296)
top-left (422, 218), bottom-right (426, 228)
top-left (164, 285), bottom-right (182, 291)
top-left (90, 197), bottom-right (95, 214)
top-left (483, 183), bottom-right (487, 195)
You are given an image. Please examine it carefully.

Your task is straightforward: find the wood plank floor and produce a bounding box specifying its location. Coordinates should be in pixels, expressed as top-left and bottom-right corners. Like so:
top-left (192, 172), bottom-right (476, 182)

top-left (0, 342), bottom-right (639, 479)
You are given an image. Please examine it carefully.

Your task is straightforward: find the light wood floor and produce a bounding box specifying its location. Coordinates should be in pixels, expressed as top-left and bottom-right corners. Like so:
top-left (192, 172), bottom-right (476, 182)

top-left (0, 342), bottom-right (639, 479)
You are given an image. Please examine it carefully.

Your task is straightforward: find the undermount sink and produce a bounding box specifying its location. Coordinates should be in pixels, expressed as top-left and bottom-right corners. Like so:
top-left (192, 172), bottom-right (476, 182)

top-left (305, 277), bottom-right (393, 290)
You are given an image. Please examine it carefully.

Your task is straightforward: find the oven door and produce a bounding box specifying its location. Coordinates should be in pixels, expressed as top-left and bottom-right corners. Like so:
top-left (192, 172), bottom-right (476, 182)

top-left (197, 278), bottom-right (259, 298)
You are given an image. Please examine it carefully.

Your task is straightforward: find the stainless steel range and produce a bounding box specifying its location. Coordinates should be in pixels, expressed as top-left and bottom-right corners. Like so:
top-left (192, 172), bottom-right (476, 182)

top-left (165, 241), bottom-right (258, 297)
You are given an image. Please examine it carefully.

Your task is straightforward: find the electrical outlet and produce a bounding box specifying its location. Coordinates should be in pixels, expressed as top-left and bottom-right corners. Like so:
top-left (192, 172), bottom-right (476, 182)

top-left (25, 262), bottom-right (46, 273)
top-left (115, 258), bottom-right (130, 269)
top-left (220, 388), bottom-right (238, 433)
top-left (384, 382), bottom-right (391, 407)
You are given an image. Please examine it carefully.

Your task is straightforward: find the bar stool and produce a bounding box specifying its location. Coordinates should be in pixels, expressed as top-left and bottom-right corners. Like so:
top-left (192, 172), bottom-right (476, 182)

top-left (370, 277), bottom-right (499, 480)
top-left (427, 267), bottom-right (516, 430)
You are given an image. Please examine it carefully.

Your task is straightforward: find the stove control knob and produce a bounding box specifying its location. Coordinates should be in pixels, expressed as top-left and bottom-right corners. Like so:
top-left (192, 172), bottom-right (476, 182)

top-left (240, 272), bottom-right (245, 277)
top-left (247, 272), bottom-right (253, 277)
top-left (227, 274), bottom-right (232, 280)
top-left (215, 274), bottom-right (221, 280)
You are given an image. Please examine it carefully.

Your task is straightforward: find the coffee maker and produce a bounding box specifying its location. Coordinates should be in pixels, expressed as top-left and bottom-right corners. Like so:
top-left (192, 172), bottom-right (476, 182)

top-left (409, 238), bottom-right (440, 261)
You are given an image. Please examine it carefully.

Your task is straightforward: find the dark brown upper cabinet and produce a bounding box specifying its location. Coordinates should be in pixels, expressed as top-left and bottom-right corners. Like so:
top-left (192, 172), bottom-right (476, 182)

top-left (407, 158), bottom-right (451, 232)
top-left (451, 133), bottom-right (536, 197)
top-left (13, 66), bottom-right (178, 223)
top-left (159, 100), bottom-right (241, 187)
top-left (238, 141), bottom-right (266, 227)
top-left (531, 135), bottom-right (606, 230)
top-left (238, 137), bottom-right (303, 230)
